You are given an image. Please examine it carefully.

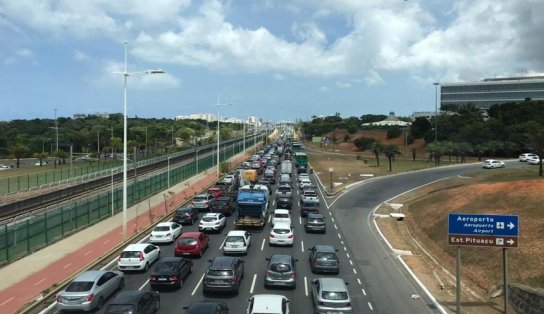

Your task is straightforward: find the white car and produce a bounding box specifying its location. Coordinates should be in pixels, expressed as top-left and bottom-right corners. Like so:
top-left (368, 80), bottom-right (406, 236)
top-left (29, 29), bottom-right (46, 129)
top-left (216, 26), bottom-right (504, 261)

top-left (34, 160), bottom-right (47, 166)
top-left (271, 209), bottom-right (291, 226)
top-left (269, 223), bottom-right (294, 247)
top-left (117, 243), bottom-right (160, 272)
top-left (527, 155), bottom-right (540, 165)
top-left (297, 173), bottom-right (309, 183)
top-left (223, 174), bottom-right (235, 184)
top-left (482, 159), bottom-right (505, 169)
top-left (299, 178), bottom-right (312, 189)
top-left (199, 213), bottom-right (227, 233)
top-left (223, 230), bottom-right (251, 255)
top-left (149, 222), bottom-right (182, 243)
top-left (247, 294), bottom-right (290, 314)
top-left (0, 164), bottom-right (11, 170)
top-left (519, 153), bottom-right (538, 162)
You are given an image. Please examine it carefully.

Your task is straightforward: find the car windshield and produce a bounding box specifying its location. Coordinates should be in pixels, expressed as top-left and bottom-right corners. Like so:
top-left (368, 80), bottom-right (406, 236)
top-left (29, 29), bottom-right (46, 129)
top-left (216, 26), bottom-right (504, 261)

top-left (177, 209), bottom-right (191, 214)
top-left (273, 228), bottom-right (291, 234)
top-left (322, 291), bottom-right (348, 300)
top-left (278, 187), bottom-right (290, 192)
top-left (106, 304), bottom-right (136, 313)
top-left (154, 261), bottom-right (178, 272)
top-left (65, 281), bottom-right (94, 292)
top-left (303, 202), bottom-right (318, 208)
top-left (316, 252), bottom-right (337, 260)
top-left (120, 251), bottom-right (140, 258)
top-left (274, 213), bottom-right (289, 218)
top-left (214, 199), bottom-right (229, 205)
top-left (226, 236), bottom-right (245, 243)
top-left (207, 269), bottom-right (234, 276)
top-left (202, 217), bottom-right (217, 222)
top-left (178, 238), bottom-right (197, 245)
top-left (194, 197), bottom-right (207, 202)
top-left (154, 226), bottom-right (170, 232)
top-left (270, 263), bottom-right (292, 272)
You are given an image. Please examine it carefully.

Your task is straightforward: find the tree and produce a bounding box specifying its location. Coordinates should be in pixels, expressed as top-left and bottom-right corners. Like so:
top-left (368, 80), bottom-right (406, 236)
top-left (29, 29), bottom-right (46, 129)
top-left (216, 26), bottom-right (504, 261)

top-left (353, 137), bottom-right (375, 151)
top-left (425, 142), bottom-right (445, 166)
top-left (10, 143), bottom-right (30, 168)
top-left (55, 149), bottom-right (69, 164)
top-left (383, 144), bottom-right (400, 172)
top-left (370, 141), bottom-right (384, 167)
top-left (33, 152), bottom-right (49, 166)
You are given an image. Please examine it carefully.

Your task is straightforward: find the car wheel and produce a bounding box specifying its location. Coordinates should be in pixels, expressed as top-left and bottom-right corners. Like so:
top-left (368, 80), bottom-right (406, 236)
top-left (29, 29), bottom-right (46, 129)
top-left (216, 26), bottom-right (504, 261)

top-left (199, 249), bottom-right (203, 257)
top-left (178, 278), bottom-right (183, 289)
top-left (144, 262), bottom-right (149, 272)
top-left (154, 299), bottom-right (160, 312)
top-left (96, 296), bottom-right (104, 310)
top-left (118, 278), bottom-right (125, 290)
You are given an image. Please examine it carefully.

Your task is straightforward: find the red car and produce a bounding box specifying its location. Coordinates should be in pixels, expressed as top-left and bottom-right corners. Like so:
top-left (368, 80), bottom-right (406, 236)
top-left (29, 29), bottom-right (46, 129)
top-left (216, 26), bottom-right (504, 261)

top-left (208, 187), bottom-right (224, 198)
top-left (175, 232), bottom-right (209, 257)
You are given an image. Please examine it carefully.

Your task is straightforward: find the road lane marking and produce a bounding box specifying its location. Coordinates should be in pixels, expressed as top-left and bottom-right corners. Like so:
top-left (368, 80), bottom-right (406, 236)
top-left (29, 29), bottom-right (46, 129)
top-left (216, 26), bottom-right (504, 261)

top-left (304, 277), bottom-right (308, 296)
top-left (62, 263), bottom-right (72, 269)
top-left (362, 288), bottom-right (367, 296)
top-left (337, 233), bottom-right (342, 239)
top-left (334, 224), bottom-right (338, 230)
top-left (103, 239), bottom-right (110, 245)
top-left (368, 302), bottom-right (374, 310)
top-left (357, 278), bottom-right (362, 285)
top-left (330, 217), bottom-right (335, 222)
top-left (250, 274), bottom-right (257, 294)
top-left (299, 217), bottom-right (302, 225)
top-left (261, 238), bottom-right (266, 251)
top-left (340, 240), bottom-right (344, 245)
top-left (219, 238), bottom-right (226, 250)
top-left (268, 215), bottom-right (272, 224)
top-left (349, 260), bottom-right (353, 266)
top-left (353, 268), bottom-right (357, 274)
top-left (191, 273), bottom-right (205, 296)
top-left (0, 297), bottom-right (14, 306)
top-left (343, 246), bottom-right (347, 251)
top-left (301, 241), bottom-right (304, 252)
top-left (346, 253), bottom-right (350, 258)
top-left (272, 200), bottom-right (275, 206)
top-left (138, 279), bottom-right (149, 291)
top-left (84, 250), bottom-right (93, 256)
top-left (34, 278), bottom-right (46, 286)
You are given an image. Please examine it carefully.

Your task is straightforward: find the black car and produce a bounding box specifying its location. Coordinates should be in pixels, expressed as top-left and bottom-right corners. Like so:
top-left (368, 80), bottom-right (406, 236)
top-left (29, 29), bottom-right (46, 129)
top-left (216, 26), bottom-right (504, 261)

top-left (300, 199), bottom-right (319, 217)
top-left (104, 291), bottom-right (160, 314)
top-left (203, 256), bottom-right (245, 295)
top-left (173, 207), bottom-right (199, 225)
top-left (149, 257), bottom-right (193, 290)
top-left (297, 165), bottom-right (308, 174)
top-left (210, 197), bottom-right (236, 216)
top-left (183, 301), bottom-right (229, 314)
top-left (309, 245), bottom-right (340, 274)
top-left (276, 197), bottom-right (292, 210)
top-left (305, 213), bottom-right (326, 233)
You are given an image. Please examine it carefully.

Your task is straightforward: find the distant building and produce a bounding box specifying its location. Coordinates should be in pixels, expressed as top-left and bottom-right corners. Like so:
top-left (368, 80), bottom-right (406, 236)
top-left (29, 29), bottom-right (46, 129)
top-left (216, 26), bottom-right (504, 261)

top-left (362, 112), bottom-right (411, 127)
top-left (441, 76), bottom-right (544, 109)
top-left (411, 111), bottom-right (438, 121)
top-left (73, 113), bottom-right (110, 119)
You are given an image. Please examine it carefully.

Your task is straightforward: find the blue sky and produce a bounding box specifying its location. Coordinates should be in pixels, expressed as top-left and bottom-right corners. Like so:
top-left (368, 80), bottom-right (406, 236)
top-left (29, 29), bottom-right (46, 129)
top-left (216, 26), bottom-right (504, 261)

top-left (1, 0), bottom-right (543, 123)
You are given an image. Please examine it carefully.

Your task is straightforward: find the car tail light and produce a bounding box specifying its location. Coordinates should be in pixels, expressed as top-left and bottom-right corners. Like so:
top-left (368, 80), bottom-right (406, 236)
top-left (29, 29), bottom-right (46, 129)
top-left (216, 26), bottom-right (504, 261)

top-left (118, 253), bottom-right (122, 261)
top-left (150, 275), bottom-right (156, 281)
top-left (347, 301), bottom-right (352, 306)
top-left (290, 272), bottom-right (296, 278)
top-left (318, 301), bottom-right (324, 305)
top-left (229, 277), bottom-right (237, 283)
top-left (288, 234), bottom-right (294, 238)
top-left (169, 275), bottom-right (178, 281)
top-left (265, 271), bottom-right (271, 278)
top-left (269, 233), bottom-right (275, 238)
top-left (56, 295), bottom-right (62, 302)
top-left (139, 252), bottom-right (145, 261)
top-left (86, 294), bottom-right (94, 302)
top-left (215, 221), bottom-right (221, 225)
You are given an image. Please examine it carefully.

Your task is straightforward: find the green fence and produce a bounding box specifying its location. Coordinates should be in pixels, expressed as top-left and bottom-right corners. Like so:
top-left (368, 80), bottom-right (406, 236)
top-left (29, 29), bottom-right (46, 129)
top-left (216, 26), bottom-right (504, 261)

top-left (0, 138), bottom-right (252, 264)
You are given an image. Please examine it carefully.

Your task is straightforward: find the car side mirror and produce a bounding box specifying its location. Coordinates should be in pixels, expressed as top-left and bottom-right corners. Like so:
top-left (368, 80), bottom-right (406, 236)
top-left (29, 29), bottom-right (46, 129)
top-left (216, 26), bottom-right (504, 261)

top-left (335, 249), bottom-right (339, 252)
top-left (266, 258), bottom-right (270, 261)
top-left (207, 259), bottom-right (212, 263)
top-left (295, 259), bottom-right (299, 262)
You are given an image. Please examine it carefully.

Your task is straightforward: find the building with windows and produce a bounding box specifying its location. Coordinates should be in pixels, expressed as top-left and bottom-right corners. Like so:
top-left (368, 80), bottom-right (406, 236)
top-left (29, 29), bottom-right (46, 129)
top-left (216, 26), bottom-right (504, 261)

top-left (440, 76), bottom-right (544, 109)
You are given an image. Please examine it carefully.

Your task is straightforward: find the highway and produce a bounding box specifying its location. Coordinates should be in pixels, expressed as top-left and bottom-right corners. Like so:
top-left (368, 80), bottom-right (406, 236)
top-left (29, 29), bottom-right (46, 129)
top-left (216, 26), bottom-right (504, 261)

top-left (49, 159), bottom-right (516, 314)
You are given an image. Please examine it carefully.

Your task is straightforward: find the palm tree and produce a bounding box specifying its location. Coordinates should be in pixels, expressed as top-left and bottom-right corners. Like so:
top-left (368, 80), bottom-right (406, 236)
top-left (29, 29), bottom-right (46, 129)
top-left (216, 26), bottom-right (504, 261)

top-left (33, 152), bottom-right (49, 166)
top-left (370, 141), bottom-right (384, 167)
top-left (458, 142), bottom-right (472, 163)
top-left (10, 143), bottom-right (30, 168)
top-left (55, 150), bottom-right (69, 164)
top-left (425, 142), bottom-right (445, 166)
top-left (383, 144), bottom-right (400, 172)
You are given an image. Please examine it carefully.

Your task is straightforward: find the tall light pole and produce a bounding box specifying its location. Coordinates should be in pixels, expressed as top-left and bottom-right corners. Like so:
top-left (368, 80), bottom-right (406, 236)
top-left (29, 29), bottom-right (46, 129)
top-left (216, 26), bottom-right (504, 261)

top-left (216, 94), bottom-right (232, 179)
top-left (114, 41), bottom-right (165, 242)
top-left (97, 130), bottom-right (100, 160)
top-left (243, 119), bottom-right (246, 153)
top-left (433, 82), bottom-right (440, 142)
top-left (54, 108), bottom-right (59, 153)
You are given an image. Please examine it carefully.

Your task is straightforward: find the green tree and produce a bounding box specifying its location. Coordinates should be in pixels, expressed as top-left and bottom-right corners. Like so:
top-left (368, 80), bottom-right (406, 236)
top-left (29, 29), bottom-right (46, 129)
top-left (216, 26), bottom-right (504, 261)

top-left (370, 141), bottom-right (384, 167)
top-left (383, 144), bottom-right (400, 172)
top-left (33, 152), bottom-right (49, 166)
top-left (353, 137), bottom-right (375, 151)
top-left (10, 143), bottom-right (30, 168)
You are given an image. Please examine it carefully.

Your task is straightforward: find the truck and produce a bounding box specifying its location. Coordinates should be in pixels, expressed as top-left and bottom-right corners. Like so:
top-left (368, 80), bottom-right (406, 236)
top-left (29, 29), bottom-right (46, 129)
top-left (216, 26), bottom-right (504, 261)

top-left (235, 185), bottom-right (269, 228)
top-left (280, 160), bottom-right (292, 175)
top-left (294, 152), bottom-right (308, 168)
top-left (243, 169), bottom-right (257, 183)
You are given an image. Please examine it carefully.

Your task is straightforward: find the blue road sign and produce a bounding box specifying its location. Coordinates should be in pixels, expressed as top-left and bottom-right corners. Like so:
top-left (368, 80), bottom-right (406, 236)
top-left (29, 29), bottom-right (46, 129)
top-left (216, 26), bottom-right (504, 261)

top-left (448, 213), bottom-right (519, 237)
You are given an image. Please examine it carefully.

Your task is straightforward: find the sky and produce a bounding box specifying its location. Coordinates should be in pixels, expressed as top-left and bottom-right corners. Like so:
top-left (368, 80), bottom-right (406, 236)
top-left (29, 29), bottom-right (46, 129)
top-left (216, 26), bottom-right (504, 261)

top-left (1, 0), bottom-right (543, 123)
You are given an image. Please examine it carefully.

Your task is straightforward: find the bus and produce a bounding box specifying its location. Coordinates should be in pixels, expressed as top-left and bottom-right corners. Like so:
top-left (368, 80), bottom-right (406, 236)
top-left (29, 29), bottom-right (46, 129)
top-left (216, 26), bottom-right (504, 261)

top-left (292, 141), bottom-right (303, 152)
top-left (294, 152), bottom-right (308, 167)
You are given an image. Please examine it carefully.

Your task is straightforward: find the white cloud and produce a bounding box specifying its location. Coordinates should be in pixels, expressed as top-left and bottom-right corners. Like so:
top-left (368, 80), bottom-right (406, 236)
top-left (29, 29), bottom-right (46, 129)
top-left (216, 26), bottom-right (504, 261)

top-left (319, 86), bottom-right (330, 91)
top-left (364, 70), bottom-right (384, 86)
top-left (17, 49), bottom-right (34, 58)
top-left (335, 81), bottom-right (351, 88)
top-left (73, 51), bottom-right (90, 61)
top-left (273, 73), bottom-right (285, 80)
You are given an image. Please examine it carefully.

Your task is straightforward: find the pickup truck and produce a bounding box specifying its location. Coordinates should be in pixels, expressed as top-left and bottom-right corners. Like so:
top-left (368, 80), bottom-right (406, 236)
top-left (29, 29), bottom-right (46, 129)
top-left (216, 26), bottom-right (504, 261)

top-left (276, 185), bottom-right (292, 199)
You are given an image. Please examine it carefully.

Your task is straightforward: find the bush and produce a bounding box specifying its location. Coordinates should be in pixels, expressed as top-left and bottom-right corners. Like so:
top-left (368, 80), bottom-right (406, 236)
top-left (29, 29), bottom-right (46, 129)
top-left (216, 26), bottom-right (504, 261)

top-left (353, 137), bottom-right (376, 151)
top-left (386, 127), bottom-right (402, 139)
top-left (344, 134), bottom-right (350, 142)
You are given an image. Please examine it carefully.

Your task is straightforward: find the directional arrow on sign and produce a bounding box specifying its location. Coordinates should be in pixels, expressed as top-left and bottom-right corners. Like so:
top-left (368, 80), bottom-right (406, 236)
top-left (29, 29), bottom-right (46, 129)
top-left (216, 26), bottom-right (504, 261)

top-left (507, 222), bottom-right (515, 230)
top-left (507, 239), bottom-right (515, 246)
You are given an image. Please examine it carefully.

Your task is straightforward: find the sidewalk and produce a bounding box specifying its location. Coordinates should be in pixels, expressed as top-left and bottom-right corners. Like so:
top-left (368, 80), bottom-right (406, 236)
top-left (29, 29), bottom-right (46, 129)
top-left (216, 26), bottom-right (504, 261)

top-left (0, 152), bottom-right (248, 314)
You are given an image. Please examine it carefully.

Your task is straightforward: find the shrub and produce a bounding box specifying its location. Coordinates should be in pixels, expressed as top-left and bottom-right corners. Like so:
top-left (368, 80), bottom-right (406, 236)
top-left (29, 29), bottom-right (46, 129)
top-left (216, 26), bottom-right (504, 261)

top-left (386, 127), bottom-right (402, 139)
top-left (353, 137), bottom-right (376, 151)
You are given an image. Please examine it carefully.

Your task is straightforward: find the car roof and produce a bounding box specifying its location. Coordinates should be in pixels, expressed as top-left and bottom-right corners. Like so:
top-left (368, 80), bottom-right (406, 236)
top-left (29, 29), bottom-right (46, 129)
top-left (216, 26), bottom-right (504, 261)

top-left (156, 222), bottom-right (175, 227)
top-left (313, 245), bottom-right (336, 252)
top-left (273, 209), bottom-right (289, 214)
top-left (203, 213), bottom-right (221, 218)
top-left (250, 294), bottom-right (286, 311)
top-left (181, 231), bottom-right (203, 238)
top-left (272, 223), bottom-right (291, 229)
top-left (73, 270), bottom-right (108, 282)
top-left (195, 194), bottom-right (208, 198)
top-left (123, 243), bottom-right (151, 251)
top-left (318, 278), bottom-right (348, 291)
top-left (210, 256), bottom-right (238, 269)
top-left (227, 230), bottom-right (247, 236)
top-left (176, 207), bottom-right (194, 212)
top-left (109, 291), bottom-right (148, 304)
top-left (158, 256), bottom-right (184, 263)
top-left (307, 213), bottom-right (324, 219)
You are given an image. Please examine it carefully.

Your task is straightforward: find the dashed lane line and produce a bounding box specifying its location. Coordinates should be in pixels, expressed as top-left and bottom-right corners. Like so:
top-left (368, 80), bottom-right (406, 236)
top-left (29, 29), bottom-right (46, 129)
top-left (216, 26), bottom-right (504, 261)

top-left (0, 297), bottom-right (14, 306)
top-left (250, 274), bottom-right (257, 294)
top-left (304, 277), bottom-right (308, 296)
top-left (368, 302), bottom-right (374, 311)
top-left (191, 273), bottom-right (205, 296)
top-left (362, 288), bottom-right (367, 296)
top-left (83, 250), bottom-right (93, 256)
top-left (138, 279), bottom-right (149, 291)
top-left (34, 278), bottom-right (46, 286)
top-left (301, 241), bottom-right (304, 253)
top-left (62, 263), bottom-right (72, 269)
top-left (261, 238), bottom-right (266, 251)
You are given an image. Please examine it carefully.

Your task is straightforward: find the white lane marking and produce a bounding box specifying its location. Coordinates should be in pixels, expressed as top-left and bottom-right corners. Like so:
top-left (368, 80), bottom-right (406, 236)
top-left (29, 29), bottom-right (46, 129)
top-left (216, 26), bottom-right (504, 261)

top-left (299, 216), bottom-right (302, 225)
top-left (84, 250), bottom-right (93, 256)
top-left (368, 302), bottom-right (374, 310)
top-left (219, 238), bottom-right (226, 250)
top-left (330, 217), bottom-right (335, 223)
top-left (346, 253), bottom-right (350, 258)
top-left (268, 215), bottom-right (272, 224)
top-left (337, 233), bottom-right (342, 239)
top-left (138, 279), bottom-right (149, 291)
top-left (34, 278), bottom-right (46, 286)
top-left (272, 200), bottom-right (276, 206)
top-left (340, 240), bottom-right (344, 245)
top-left (250, 274), bottom-right (257, 294)
top-left (353, 268), bottom-right (357, 274)
top-left (62, 263), bottom-right (72, 269)
top-left (362, 288), bottom-right (367, 296)
top-left (304, 277), bottom-right (308, 296)
top-left (334, 224), bottom-right (338, 230)
top-left (343, 246), bottom-right (347, 252)
top-left (191, 273), bottom-right (205, 296)
top-left (349, 260), bottom-right (353, 266)
top-left (357, 278), bottom-right (362, 285)
top-left (103, 239), bottom-right (110, 245)
top-left (301, 241), bottom-right (304, 253)
top-left (0, 297), bottom-right (14, 306)
top-left (261, 238), bottom-right (266, 251)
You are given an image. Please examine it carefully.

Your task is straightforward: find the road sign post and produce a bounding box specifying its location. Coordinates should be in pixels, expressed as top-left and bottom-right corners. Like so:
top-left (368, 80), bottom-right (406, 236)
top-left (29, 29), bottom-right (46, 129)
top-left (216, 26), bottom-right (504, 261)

top-left (448, 213), bottom-right (519, 314)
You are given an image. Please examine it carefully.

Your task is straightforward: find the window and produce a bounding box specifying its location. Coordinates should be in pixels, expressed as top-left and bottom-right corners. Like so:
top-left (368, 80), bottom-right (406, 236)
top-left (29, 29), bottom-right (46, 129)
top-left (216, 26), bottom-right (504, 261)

top-left (65, 281), bottom-right (94, 292)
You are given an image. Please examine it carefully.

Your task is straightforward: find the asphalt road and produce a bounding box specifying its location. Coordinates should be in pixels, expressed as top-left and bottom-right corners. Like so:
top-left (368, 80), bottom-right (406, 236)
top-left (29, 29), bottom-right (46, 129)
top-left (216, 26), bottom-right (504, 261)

top-left (53, 159), bottom-right (520, 314)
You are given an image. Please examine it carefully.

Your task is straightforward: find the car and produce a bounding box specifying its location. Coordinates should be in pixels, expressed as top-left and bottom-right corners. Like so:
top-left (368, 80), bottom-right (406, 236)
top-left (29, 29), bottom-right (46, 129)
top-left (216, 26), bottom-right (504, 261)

top-left (299, 178), bottom-right (312, 189)
top-left (300, 188), bottom-right (319, 203)
top-left (305, 213), bottom-right (326, 233)
top-left (56, 270), bottom-right (124, 312)
top-left (297, 173), bottom-right (309, 183)
top-left (183, 301), bottom-right (229, 314)
top-left (199, 213), bottom-right (227, 233)
top-left (264, 255), bottom-right (297, 289)
top-left (311, 278), bottom-right (352, 314)
top-left (300, 199), bottom-right (319, 217)
top-left (223, 230), bottom-right (251, 255)
top-left (104, 290), bottom-right (160, 314)
top-left (519, 153), bottom-right (538, 162)
top-left (279, 174), bottom-right (291, 186)
top-left (271, 209), bottom-right (291, 226)
top-left (482, 159), bottom-right (506, 169)
top-left (297, 165), bottom-right (308, 174)
top-left (0, 164), bottom-right (11, 170)
top-left (309, 245), bottom-right (340, 274)
top-left (223, 174), bottom-right (235, 184)
top-left (210, 197), bottom-right (236, 216)
top-left (149, 222), bottom-right (182, 244)
top-left (192, 194), bottom-right (214, 211)
top-left (247, 294), bottom-right (290, 314)
top-left (175, 232), bottom-right (209, 257)
top-left (118, 243), bottom-right (160, 272)
top-left (269, 223), bottom-right (294, 247)
top-left (258, 180), bottom-right (273, 195)
top-left (203, 256), bottom-right (245, 295)
top-left (34, 160), bottom-right (48, 166)
top-left (276, 197), bottom-right (292, 210)
top-left (149, 256), bottom-right (193, 290)
top-left (208, 186), bottom-right (225, 198)
top-left (276, 184), bottom-right (292, 199)
top-left (527, 155), bottom-right (541, 165)
top-left (172, 207), bottom-right (199, 225)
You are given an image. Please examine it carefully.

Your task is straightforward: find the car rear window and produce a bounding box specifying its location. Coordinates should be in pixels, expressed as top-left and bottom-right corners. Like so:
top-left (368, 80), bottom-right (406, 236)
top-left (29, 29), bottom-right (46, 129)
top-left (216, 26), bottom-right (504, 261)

top-left (303, 202), bottom-right (318, 208)
top-left (155, 261), bottom-right (178, 272)
top-left (207, 269), bottom-right (234, 276)
top-left (178, 238), bottom-right (197, 245)
top-left (202, 217), bottom-right (216, 222)
top-left (120, 251), bottom-right (140, 258)
top-left (154, 226), bottom-right (170, 232)
top-left (274, 213), bottom-right (289, 218)
top-left (105, 304), bottom-right (136, 313)
top-left (278, 187), bottom-right (290, 192)
top-left (270, 263), bottom-right (292, 272)
top-left (316, 252), bottom-right (337, 260)
top-left (65, 281), bottom-right (94, 292)
top-left (226, 236), bottom-right (244, 243)
top-left (214, 199), bottom-right (229, 205)
top-left (322, 291), bottom-right (348, 300)
top-left (273, 228), bottom-right (291, 234)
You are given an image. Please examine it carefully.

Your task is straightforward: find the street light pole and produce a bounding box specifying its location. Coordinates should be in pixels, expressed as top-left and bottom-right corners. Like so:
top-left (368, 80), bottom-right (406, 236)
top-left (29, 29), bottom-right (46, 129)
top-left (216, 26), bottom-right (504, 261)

top-left (114, 41), bottom-right (165, 242)
top-left (216, 94), bottom-right (232, 179)
top-left (433, 82), bottom-right (440, 142)
top-left (54, 108), bottom-right (59, 153)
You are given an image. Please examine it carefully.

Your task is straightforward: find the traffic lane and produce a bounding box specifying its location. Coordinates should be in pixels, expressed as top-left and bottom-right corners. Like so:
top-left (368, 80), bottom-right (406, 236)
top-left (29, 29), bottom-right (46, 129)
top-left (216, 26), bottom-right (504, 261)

top-left (329, 165), bottom-right (489, 314)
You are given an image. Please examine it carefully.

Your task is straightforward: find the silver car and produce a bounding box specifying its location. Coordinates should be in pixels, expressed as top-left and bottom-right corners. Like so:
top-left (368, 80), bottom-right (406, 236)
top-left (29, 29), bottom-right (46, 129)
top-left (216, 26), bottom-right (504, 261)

top-left (56, 270), bottom-right (124, 311)
top-left (264, 255), bottom-right (297, 289)
top-left (311, 278), bottom-right (352, 314)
